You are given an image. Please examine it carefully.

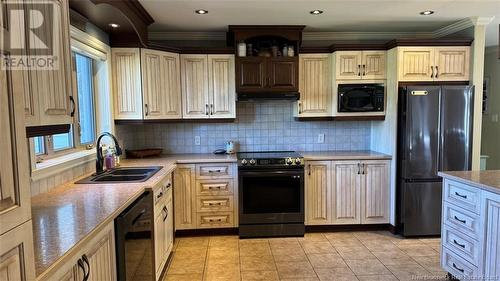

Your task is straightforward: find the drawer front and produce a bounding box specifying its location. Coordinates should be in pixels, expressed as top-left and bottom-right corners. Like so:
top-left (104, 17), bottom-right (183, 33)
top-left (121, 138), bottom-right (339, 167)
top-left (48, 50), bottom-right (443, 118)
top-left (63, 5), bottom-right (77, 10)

top-left (442, 246), bottom-right (479, 279)
top-left (443, 202), bottom-right (481, 239)
top-left (444, 180), bottom-right (481, 214)
top-left (196, 179), bottom-right (233, 195)
top-left (196, 212), bottom-right (234, 228)
top-left (196, 163), bottom-right (233, 179)
top-left (197, 196), bottom-right (233, 212)
top-left (442, 225), bottom-right (480, 265)
top-left (154, 173), bottom-right (173, 214)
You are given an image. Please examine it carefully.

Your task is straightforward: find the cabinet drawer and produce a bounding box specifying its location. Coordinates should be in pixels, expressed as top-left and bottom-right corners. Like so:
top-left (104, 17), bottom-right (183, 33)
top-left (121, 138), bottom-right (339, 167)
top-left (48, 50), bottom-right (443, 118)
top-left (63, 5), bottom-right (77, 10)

top-left (196, 196), bottom-right (233, 212)
top-left (443, 202), bottom-right (481, 239)
top-left (196, 212), bottom-right (234, 228)
top-left (196, 164), bottom-right (233, 179)
top-left (444, 180), bottom-right (481, 214)
top-left (442, 225), bottom-right (481, 266)
top-left (442, 246), bottom-right (479, 279)
top-left (196, 179), bottom-right (233, 195)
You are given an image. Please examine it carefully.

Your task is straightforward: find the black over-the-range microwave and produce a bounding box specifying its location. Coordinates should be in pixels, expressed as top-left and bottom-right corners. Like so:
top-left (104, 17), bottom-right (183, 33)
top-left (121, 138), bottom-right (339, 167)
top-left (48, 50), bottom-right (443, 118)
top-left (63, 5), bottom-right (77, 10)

top-left (338, 83), bottom-right (385, 112)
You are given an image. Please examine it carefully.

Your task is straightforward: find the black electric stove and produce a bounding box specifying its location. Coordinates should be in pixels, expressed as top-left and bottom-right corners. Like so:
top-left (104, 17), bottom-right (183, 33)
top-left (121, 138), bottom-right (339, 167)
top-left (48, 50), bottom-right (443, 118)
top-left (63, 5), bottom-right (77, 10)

top-left (237, 151), bottom-right (305, 238)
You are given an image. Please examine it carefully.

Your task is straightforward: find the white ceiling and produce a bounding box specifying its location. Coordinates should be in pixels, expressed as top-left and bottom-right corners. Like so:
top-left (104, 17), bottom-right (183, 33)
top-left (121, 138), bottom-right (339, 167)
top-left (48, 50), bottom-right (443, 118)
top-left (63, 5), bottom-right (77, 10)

top-left (139, 0), bottom-right (500, 46)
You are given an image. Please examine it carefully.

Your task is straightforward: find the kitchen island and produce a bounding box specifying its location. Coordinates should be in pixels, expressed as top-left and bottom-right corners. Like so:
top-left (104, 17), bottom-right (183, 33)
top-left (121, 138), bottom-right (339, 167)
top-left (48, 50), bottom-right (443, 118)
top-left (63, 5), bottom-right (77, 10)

top-left (438, 170), bottom-right (500, 280)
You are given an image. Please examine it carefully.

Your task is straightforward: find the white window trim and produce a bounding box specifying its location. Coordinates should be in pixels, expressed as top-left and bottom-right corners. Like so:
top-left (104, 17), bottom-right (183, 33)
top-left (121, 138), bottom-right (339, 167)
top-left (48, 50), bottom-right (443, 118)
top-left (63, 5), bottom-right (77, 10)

top-left (30, 26), bottom-right (114, 182)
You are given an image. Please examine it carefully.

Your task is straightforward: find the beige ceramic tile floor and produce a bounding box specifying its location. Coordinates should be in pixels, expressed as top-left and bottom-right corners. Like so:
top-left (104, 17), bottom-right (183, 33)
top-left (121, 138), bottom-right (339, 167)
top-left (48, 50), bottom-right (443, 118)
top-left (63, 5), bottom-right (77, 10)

top-left (163, 231), bottom-right (445, 281)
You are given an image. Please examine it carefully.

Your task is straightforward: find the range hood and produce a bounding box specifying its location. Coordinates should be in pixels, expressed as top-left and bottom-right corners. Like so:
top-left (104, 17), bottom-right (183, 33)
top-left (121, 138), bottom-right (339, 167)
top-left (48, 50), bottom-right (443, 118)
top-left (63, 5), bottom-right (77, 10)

top-left (237, 92), bottom-right (300, 101)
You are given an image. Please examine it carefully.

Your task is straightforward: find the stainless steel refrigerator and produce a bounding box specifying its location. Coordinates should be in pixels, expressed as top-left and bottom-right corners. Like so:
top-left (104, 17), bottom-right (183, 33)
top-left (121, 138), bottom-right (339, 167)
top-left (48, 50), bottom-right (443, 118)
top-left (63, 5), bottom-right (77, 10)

top-left (397, 85), bottom-right (474, 236)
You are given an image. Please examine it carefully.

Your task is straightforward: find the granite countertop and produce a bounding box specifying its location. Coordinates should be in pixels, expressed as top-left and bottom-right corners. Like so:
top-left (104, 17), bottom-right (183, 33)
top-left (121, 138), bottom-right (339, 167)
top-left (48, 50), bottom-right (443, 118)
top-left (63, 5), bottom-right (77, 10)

top-left (300, 150), bottom-right (392, 160)
top-left (439, 170), bottom-right (500, 195)
top-left (31, 154), bottom-right (236, 278)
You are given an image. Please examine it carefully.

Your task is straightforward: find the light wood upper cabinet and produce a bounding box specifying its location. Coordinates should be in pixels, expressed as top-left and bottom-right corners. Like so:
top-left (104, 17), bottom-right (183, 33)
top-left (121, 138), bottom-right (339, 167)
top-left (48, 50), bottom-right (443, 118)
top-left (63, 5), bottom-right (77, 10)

top-left (398, 46), bottom-right (470, 82)
top-left (332, 161), bottom-right (361, 224)
top-left (112, 48), bottom-right (143, 119)
top-left (297, 54), bottom-right (332, 117)
top-left (181, 55), bottom-right (210, 119)
top-left (0, 221), bottom-right (35, 281)
top-left (305, 161), bottom-right (332, 225)
top-left (141, 49), bottom-right (182, 119)
top-left (208, 55), bottom-right (236, 118)
top-left (335, 51), bottom-right (386, 80)
top-left (434, 47), bottom-right (470, 81)
top-left (361, 160), bottom-right (390, 224)
top-left (174, 165), bottom-right (197, 230)
top-left (181, 54), bottom-right (236, 119)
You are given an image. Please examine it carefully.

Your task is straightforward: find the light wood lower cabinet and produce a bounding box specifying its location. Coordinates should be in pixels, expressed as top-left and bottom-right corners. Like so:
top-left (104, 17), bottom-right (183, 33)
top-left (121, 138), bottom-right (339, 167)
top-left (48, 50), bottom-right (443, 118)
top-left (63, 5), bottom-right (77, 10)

top-left (483, 191), bottom-right (500, 279)
top-left (174, 163), bottom-right (237, 231)
top-left (0, 221), bottom-right (35, 281)
top-left (305, 159), bottom-right (390, 226)
top-left (38, 223), bottom-right (116, 281)
top-left (154, 183), bottom-right (173, 279)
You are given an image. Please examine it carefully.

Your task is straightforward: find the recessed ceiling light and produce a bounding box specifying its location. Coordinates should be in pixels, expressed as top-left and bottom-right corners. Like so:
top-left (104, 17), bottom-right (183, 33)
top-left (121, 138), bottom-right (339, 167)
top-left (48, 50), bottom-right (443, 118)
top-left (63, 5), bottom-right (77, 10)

top-left (195, 9), bottom-right (208, 15)
top-left (310, 10), bottom-right (323, 15)
top-left (109, 23), bottom-right (120, 28)
top-left (419, 10), bottom-right (434, 15)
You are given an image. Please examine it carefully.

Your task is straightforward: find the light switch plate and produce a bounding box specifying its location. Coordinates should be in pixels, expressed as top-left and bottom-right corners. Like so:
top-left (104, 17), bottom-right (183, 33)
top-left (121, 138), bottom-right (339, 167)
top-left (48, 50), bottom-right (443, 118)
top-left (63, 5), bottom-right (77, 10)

top-left (317, 133), bottom-right (325, 143)
top-left (194, 136), bottom-right (201, 146)
top-left (492, 114), bottom-right (498, 123)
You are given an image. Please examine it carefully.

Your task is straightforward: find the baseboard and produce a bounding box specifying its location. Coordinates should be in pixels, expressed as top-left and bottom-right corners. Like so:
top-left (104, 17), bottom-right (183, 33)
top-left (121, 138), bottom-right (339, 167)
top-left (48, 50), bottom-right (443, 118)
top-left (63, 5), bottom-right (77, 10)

top-left (305, 224), bottom-right (394, 232)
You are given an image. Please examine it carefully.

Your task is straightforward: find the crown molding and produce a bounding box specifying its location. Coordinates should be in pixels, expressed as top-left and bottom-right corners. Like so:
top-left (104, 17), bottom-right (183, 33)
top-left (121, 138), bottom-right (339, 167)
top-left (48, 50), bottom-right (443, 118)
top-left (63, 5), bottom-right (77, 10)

top-left (303, 31), bottom-right (432, 41)
top-left (149, 31), bottom-right (226, 41)
top-left (468, 16), bottom-right (495, 26)
top-left (433, 18), bottom-right (474, 38)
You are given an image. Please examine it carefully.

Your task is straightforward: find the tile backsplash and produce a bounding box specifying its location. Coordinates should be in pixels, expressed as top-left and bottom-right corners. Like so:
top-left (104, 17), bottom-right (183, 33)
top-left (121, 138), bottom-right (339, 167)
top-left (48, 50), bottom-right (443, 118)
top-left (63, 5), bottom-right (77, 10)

top-left (115, 101), bottom-right (371, 154)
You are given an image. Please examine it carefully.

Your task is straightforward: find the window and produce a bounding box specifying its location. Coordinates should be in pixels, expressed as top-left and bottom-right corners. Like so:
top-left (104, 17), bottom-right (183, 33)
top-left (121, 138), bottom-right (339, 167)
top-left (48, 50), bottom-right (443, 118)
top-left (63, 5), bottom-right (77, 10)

top-left (31, 52), bottom-right (97, 160)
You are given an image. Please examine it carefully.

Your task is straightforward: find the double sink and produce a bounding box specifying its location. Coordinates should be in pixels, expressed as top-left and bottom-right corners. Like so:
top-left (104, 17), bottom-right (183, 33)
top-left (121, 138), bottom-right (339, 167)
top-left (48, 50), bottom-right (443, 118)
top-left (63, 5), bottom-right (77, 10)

top-left (76, 166), bottom-right (162, 184)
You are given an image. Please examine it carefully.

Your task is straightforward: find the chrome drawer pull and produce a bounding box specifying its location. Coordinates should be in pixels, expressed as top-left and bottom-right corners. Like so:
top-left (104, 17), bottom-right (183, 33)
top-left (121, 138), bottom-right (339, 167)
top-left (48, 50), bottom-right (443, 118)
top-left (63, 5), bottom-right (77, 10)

top-left (208, 169), bottom-right (222, 173)
top-left (453, 239), bottom-right (466, 248)
top-left (454, 192), bottom-right (467, 199)
top-left (454, 216), bottom-right (467, 224)
top-left (452, 263), bottom-right (465, 273)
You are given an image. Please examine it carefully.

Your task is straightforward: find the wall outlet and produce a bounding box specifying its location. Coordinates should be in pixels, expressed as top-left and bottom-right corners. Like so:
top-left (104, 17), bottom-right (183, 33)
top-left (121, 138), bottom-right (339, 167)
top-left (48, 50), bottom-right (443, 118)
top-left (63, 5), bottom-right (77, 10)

top-left (492, 114), bottom-right (499, 123)
top-left (194, 136), bottom-right (201, 146)
top-left (317, 133), bottom-right (325, 143)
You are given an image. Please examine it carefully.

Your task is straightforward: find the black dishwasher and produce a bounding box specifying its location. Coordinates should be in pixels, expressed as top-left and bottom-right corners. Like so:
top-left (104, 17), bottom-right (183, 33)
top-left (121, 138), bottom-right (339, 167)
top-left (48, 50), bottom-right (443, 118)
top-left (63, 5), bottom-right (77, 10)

top-left (115, 191), bottom-right (154, 281)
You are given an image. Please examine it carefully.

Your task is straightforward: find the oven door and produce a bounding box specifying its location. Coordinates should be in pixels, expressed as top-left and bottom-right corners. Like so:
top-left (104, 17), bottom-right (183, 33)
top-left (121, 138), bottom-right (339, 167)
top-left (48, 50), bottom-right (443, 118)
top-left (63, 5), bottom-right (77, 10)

top-left (238, 168), bottom-right (304, 225)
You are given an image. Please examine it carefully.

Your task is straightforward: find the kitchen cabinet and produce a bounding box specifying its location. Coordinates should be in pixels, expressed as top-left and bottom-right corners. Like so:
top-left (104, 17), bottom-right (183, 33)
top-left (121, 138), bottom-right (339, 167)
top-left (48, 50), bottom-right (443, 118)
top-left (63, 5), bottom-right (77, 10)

top-left (174, 165), bottom-right (197, 230)
top-left (483, 191), bottom-right (500, 279)
top-left (297, 54), bottom-right (332, 117)
top-left (141, 49), bottom-right (182, 119)
top-left (153, 175), bottom-right (174, 279)
top-left (335, 51), bottom-right (386, 80)
top-left (398, 46), bottom-right (470, 82)
top-left (332, 161), bottom-right (362, 224)
top-left (360, 160), bottom-right (390, 224)
top-left (112, 48), bottom-right (143, 119)
top-left (22, 0), bottom-right (73, 127)
top-left (0, 221), bottom-right (35, 281)
top-left (181, 54), bottom-right (236, 119)
top-left (38, 222), bottom-right (116, 281)
top-left (305, 161), bottom-right (332, 225)
top-left (236, 57), bottom-right (298, 93)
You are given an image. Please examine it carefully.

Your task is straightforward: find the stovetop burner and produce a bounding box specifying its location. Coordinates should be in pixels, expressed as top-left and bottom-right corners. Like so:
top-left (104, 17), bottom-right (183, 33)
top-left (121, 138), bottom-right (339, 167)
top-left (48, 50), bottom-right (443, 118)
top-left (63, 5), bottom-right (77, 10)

top-left (237, 151), bottom-right (304, 167)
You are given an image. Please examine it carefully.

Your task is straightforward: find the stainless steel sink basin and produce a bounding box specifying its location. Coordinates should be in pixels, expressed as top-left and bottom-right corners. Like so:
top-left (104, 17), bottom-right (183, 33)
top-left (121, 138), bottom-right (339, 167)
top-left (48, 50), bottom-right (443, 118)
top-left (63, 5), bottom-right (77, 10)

top-left (75, 166), bottom-right (162, 184)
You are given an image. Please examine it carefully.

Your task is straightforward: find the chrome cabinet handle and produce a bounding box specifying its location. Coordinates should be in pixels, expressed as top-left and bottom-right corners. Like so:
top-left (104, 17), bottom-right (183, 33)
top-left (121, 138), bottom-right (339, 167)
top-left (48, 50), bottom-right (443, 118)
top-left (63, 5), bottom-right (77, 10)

top-left (357, 65), bottom-right (361, 76)
top-left (454, 192), bottom-right (467, 199)
top-left (453, 239), bottom-right (466, 248)
top-left (454, 216), bottom-right (467, 224)
top-left (452, 263), bottom-right (465, 273)
top-left (145, 104), bottom-right (149, 116)
top-left (435, 66), bottom-right (439, 78)
top-left (69, 96), bottom-right (76, 117)
top-left (431, 66), bottom-right (434, 78)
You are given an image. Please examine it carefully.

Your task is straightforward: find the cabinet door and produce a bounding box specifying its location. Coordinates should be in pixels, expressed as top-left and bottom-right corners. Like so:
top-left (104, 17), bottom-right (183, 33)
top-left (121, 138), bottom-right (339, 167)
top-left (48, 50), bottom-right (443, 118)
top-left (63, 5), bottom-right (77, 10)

top-left (165, 193), bottom-right (174, 257)
top-left (236, 57), bottom-right (267, 91)
top-left (268, 57), bottom-right (298, 91)
top-left (208, 55), bottom-right (236, 118)
top-left (141, 49), bottom-right (182, 119)
top-left (181, 55), bottom-right (210, 119)
top-left (335, 51), bottom-right (362, 80)
top-left (112, 48), bottom-right (143, 119)
top-left (398, 47), bottom-right (435, 81)
top-left (332, 161), bottom-right (361, 224)
top-left (361, 51), bottom-right (386, 79)
top-left (154, 207), bottom-right (166, 276)
top-left (305, 161), bottom-right (332, 225)
top-left (0, 221), bottom-right (35, 281)
top-left (174, 165), bottom-right (196, 230)
top-left (483, 191), bottom-right (500, 279)
top-left (361, 160), bottom-right (390, 224)
top-left (298, 54), bottom-right (332, 117)
top-left (27, 0), bottom-right (73, 126)
top-left (0, 45), bottom-right (32, 233)
top-left (434, 47), bottom-right (470, 81)
top-left (85, 224), bottom-right (116, 281)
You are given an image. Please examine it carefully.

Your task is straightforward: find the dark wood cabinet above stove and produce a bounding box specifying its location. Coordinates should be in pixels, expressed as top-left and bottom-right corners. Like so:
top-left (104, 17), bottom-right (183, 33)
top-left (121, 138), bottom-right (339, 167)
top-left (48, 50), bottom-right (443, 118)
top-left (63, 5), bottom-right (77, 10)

top-left (236, 56), bottom-right (298, 93)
